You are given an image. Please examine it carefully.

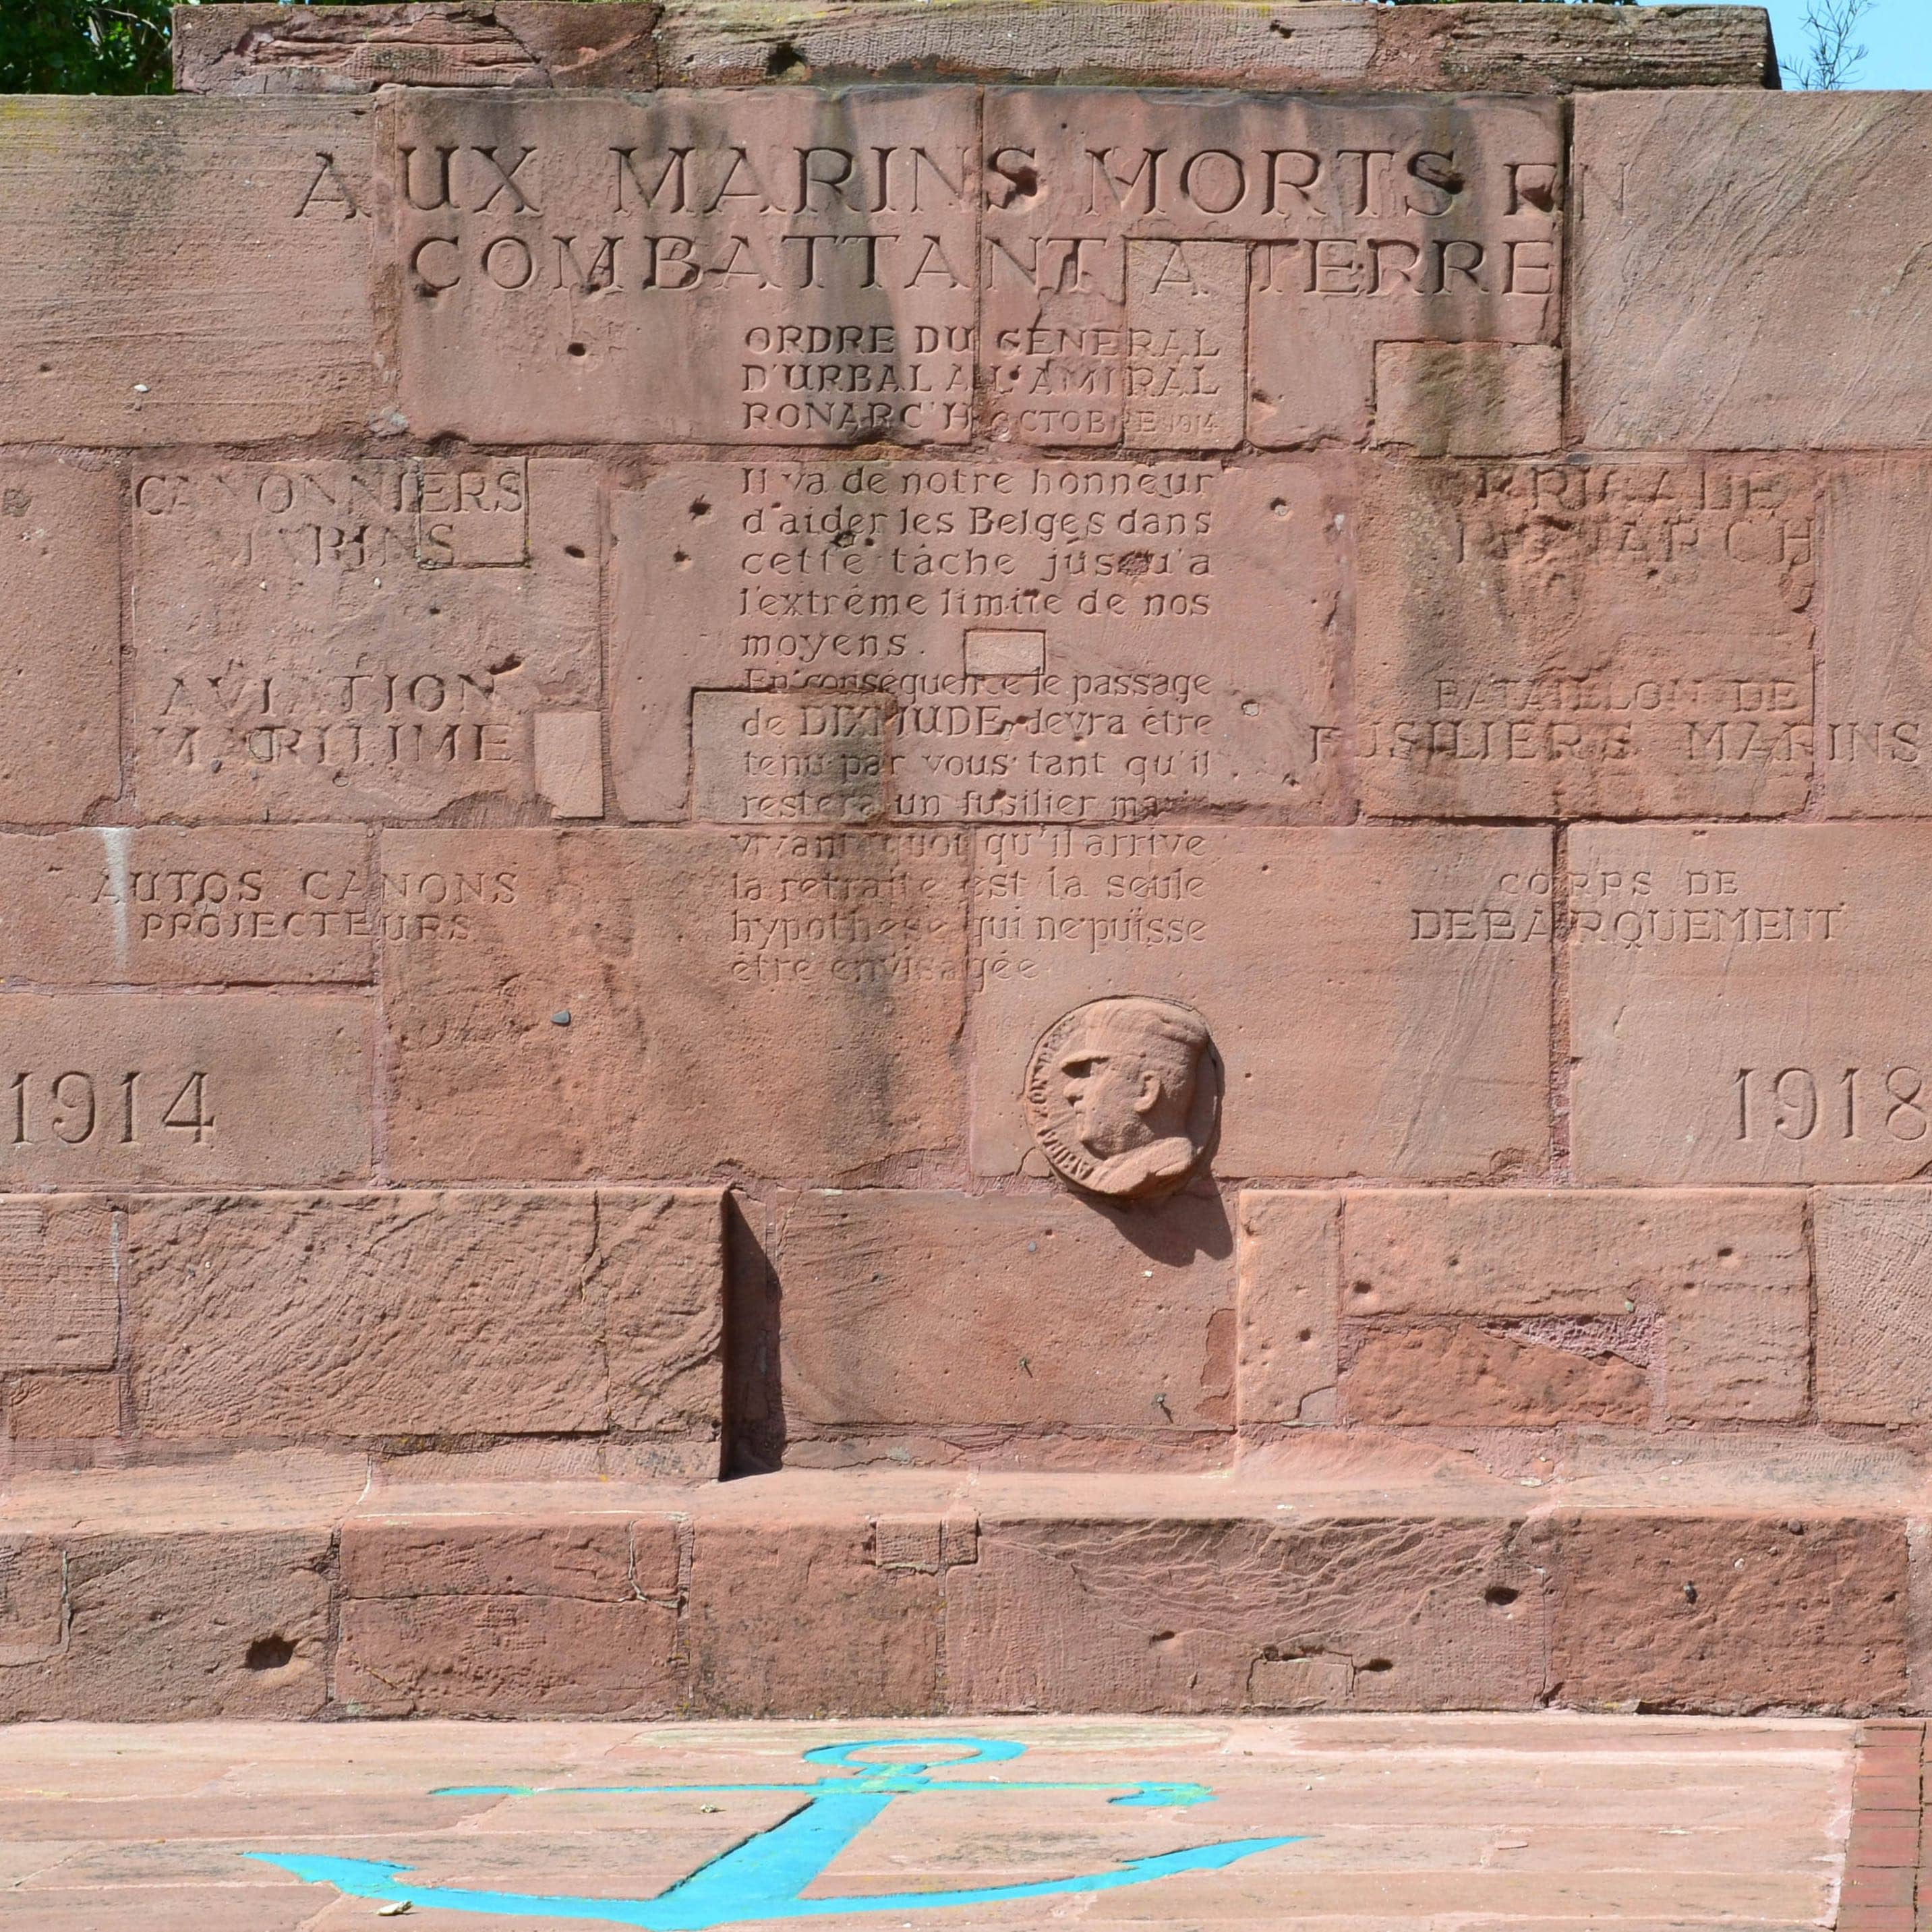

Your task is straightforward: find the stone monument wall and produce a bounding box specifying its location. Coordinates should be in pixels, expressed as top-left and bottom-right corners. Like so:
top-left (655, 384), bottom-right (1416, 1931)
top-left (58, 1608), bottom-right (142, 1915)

top-left (7, 0), bottom-right (1932, 1719)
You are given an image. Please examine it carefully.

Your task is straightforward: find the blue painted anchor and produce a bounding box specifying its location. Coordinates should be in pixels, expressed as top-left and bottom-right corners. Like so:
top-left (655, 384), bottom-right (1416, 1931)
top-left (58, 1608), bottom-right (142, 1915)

top-left (248, 1736), bottom-right (1299, 1928)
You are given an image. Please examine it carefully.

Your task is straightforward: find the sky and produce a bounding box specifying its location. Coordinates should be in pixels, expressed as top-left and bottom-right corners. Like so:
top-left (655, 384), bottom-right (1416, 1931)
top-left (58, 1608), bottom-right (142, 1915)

top-left (1676, 0), bottom-right (1932, 88)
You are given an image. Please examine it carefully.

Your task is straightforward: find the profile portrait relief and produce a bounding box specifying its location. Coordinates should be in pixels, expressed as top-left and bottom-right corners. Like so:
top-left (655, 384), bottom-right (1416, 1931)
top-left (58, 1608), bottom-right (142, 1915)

top-left (1025, 996), bottom-right (1222, 1203)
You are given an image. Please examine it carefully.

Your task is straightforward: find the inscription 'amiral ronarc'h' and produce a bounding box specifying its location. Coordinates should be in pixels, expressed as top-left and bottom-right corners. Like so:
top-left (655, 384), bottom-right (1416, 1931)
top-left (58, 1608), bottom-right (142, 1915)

top-left (247, 1736), bottom-right (1301, 1928)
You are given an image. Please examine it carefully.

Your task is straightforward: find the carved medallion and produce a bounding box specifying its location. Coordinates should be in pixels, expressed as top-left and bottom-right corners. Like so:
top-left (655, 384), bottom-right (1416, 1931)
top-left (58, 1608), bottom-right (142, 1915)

top-left (1026, 996), bottom-right (1221, 1202)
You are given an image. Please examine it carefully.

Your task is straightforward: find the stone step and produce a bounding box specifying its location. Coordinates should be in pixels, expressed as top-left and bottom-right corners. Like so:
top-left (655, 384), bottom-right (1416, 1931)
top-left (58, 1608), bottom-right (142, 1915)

top-left (0, 1435), bottom-right (1914, 1722)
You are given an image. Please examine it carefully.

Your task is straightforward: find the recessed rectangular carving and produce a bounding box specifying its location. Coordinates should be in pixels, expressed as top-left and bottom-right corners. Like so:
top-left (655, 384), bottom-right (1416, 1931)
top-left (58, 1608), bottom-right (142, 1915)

top-left (1571, 825), bottom-right (1932, 1183)
top-left (132, 457), bottom-right (599, 822)
top-left (1355, 459), bottom-right (1817, 819)
top-left (0, 829), bottom-right (374, 985)
top-left (613, 458), bottom-right (1345, 823)
top-left (0, 994), bottom-right (370, 1187)
top-left (969, 825), bottom-right (1552, 1181)
top-left (0, 1197), bottom-right (117, 1373)
top-left (382, 88), bottom-right (978, 444)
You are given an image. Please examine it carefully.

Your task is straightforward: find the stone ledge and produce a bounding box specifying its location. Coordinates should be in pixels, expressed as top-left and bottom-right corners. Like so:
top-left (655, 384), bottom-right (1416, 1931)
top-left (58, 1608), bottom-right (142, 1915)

top-left (0, 1440), bottom-right (1916, 1718)
top-left (173, 1), bottom-right (1778, 96)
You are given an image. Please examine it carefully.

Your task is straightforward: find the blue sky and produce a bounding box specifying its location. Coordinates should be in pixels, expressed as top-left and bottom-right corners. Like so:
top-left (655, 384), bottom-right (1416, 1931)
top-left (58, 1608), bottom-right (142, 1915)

top-left (1676, 0), bottom-right (1932, 88)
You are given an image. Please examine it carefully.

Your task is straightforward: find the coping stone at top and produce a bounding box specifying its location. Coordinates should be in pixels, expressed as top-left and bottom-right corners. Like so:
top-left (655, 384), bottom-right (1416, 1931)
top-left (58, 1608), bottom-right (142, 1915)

top-left (173, 1), bottom-right (1778, 96)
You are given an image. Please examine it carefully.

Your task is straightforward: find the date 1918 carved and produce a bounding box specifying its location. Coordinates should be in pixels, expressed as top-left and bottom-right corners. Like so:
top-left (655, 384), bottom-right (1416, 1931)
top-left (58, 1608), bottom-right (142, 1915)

top-left (1025, 995), bottom-right (1219, 1202)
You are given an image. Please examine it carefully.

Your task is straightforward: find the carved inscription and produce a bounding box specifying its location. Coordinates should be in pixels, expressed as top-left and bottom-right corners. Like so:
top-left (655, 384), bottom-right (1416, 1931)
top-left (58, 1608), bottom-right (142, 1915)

top-left (983, 90), bottom-right (1562, 448)
top-left (384, 89), bottom-right (978, 443)
top-left (614, 459), bottom-right (1343, 824)
top-left (1354, 460), bottom-right (1817, 818)
top-left (0, 829), bottom-right (374, 984)
top-left (1571, 826), bottom-right (1932, 1184)
top-left (131, 458), bottom-right (599, 821)
top-left (380, 829), bottom-right (966, 1179)
top-left (0, 994), bottom-right (370, 1185)
top-left (969, 825), bottom-right (1552, 1181)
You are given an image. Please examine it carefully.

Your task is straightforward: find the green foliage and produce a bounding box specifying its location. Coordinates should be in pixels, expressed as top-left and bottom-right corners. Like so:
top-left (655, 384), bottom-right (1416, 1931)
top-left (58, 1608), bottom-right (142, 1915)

top-left (0, 0), bottom-right (179, 94)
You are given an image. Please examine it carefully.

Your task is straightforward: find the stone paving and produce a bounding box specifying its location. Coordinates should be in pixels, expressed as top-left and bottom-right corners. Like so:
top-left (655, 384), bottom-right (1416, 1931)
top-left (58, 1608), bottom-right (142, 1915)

top-left (0, 1715), bottom-right (1863, 1929)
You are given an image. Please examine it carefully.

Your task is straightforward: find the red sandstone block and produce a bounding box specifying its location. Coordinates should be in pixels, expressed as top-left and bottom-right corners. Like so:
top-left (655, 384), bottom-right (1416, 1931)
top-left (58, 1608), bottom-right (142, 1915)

top-left (981, 90), bottom-right (1560, 450)
top-left (0, 1530), bottom-right (332, 1720)
top-left (336, 1517), bottom-right (682, 1716)
top-left (1817, 1191), bottom-right (1932, 1425)
top-left (1570, 825), bottom-right (1932, 1185)
top-left (1340, 1323), bottom-right (1649, 1427)
top-left (0, 100), bottom-right (380, 444)
top-left (0, 827), bottom-right (374, 985)
top-left (131, 458), bottom-right (601, 823)
top-left (1544, 1513), bottom-right (1908, 1712)
top-left (0, 458), bottom-right (119, 823)
top-left (1235, 1190), bottom-right (1339, 1426)
top-left (380, 828), bottom-right (966, 1180)
top-left (175, 1), bottom-right (660, 92)
top-left (1848, 1823), bottom-right (1921, 1867)
top-left (6, 1372), bottom-right (121, 1440)
top-left (1354, 457), bottom-right (1815, 819)
top-left (1846, 1869), bottom-right (1917, 1909)
top-left (945, 1513), bottom-right (1544, 1713)
top-left (380, 88), bottom-right (976, 446)
top-left (970, 826), bottom-right (1552, 1184)
top-left (610, 459), bottom-right (1347, 825)
top-left (1836, 1910), bottom-right (1914, 1932)
top-left (687, 1516), bottom-right (941, 1715)
top-left (1574, 93), bottom-right (1932, 450)
top-left (776, 1188), bottom-right (1233, 1437)
top-left (0, 994), bottom-right (370, 1188)
top-left (0, 1196), bottom-right (116, 1373)
top-left (1371, 343), bottom-right (1561, 459)
top-left (126, 1189), bottom-right (723, 1442)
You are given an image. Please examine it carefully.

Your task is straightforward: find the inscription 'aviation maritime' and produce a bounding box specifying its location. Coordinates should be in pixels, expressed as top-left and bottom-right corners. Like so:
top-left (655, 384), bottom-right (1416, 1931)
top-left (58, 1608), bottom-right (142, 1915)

top-left (248, 1736), bottom-right (1299, 1929)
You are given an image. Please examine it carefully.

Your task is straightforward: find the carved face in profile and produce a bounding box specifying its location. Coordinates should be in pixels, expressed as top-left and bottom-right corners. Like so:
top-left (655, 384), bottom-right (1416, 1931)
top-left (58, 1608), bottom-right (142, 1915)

top-left (1026, 997), bottom-right (1221, 1203)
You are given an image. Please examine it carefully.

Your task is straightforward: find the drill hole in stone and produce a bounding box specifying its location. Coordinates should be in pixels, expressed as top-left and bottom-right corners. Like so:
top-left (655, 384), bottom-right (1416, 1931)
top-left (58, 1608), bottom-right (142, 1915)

top-left (1359, 1658), bottom-right (1394, 1674)
top-left (1484, 1585), bottom-right (1520, 1607)
top-left (245, 1635), bottom-right (295, 1671)
top-left (567, 341), bottom-right (588, 357)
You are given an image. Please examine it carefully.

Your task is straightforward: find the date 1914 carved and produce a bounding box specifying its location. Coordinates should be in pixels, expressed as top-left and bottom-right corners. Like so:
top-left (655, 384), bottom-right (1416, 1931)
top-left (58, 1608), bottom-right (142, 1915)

top-left (1025, 995), bottom-right (1220, 1201)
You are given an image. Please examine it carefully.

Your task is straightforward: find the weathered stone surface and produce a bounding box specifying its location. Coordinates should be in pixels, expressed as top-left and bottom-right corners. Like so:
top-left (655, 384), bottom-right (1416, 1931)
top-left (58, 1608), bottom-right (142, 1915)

top-left (176, 1), bottom-right (660, 93)
top-left (0, 1197), bottom-right (117, 1374)
top-left (970, 825), bottom-right (1552, 1181)
top-left (1573, 92), bottom-right (1932, 450)
top-left (1235, 1190), bottom-right (1339, 1426)
top-left (1666, 1283), bottom-right (1811, 1425)
top-left (0, 1530), bottom-right (332, 1720)
top-left (131, 458), bottom-right (600, 822)
top-left (1569, 825), bottom-right (1932, 1185)
top-left (0, 99), bottom-right (379, 445)
top-left (127, 1190), bottom-right (723, 1441)
top-left (686, 1515), bottom-right (941, 1713)
top-left (381, 827), bottom-right (966, 1179)
top-left (1817, 459), bottom-right (1932, 816)
top-left (1354, 459), bottom-right (1817, 819)
top-left (948, 1513), bottom-right (1544, 1711)
top-left (6, 1370), bottom-right (122, 1440)
top-left (0, 459), bottom-right (119, 825)
top-left (612, 457), bottom-right (1347, 825)
top-left (657, 1), bottom-right (1775, 92)
top-left (1815, 1189), bottom-right (1932, 1425)
top-left (1546, 1513), bottom-right (1908, 1713)
top-left (0, 995), bottom-right (370, 1188)
top-left (336, 1519), bottom-right (680, 1716)
top-left (1370, 342), bottom-right (1561, 458)
top-left (985, 90), bottom-right (1560, 451)
top-left (775, 1187), bottom-right (1234, 1434)
top-left (0, 828), bottom-right (374, 985)
top-left (380, 87), bottom-right (977, 444)
top-left (1340, 1323), bottom-right (1650, 1427)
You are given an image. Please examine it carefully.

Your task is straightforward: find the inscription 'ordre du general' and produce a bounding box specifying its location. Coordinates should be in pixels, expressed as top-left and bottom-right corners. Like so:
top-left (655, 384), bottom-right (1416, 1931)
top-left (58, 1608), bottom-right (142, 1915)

top-left (378, 87), bottom-right (1559, 447)
top-left (613, 459), bottom-right (1344, 825)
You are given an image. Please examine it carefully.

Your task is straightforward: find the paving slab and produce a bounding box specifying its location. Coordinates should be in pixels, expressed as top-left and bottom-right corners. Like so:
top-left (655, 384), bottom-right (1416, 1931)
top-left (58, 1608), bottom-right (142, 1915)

top-left (0, 1716), bottom-right (1856, 1929)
